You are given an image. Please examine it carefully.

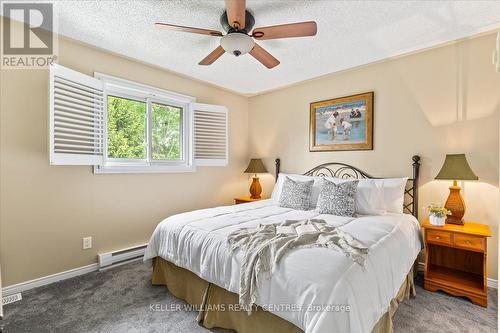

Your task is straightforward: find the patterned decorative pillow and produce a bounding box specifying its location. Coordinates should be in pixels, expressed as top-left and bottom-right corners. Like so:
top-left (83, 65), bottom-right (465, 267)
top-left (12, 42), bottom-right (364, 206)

top-left (279, 177), bottom-right (314, 210)
top-left (317, 179), bottom-right (359, 217)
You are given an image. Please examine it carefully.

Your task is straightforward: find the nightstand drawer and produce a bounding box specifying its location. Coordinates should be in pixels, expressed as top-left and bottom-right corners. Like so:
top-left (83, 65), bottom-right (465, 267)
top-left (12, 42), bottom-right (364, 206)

top-left (426, 229), bottom-right (453, 245)
top-left (454, 234), bottom-right (485, 252)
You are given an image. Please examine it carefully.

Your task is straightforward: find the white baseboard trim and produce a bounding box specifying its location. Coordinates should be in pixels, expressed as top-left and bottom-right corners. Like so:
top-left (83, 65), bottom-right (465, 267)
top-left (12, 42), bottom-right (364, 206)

top-left (2, 263), bottom-right (98, 297)
top-left (417, 261), bottom-right (497, 289)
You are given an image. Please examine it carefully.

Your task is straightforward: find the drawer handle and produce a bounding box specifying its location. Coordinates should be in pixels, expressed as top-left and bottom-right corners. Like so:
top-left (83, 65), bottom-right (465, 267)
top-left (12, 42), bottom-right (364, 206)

top-left (466, 240), bottom-right (471, 244)
top-left (435, 236), bottom-right (441, 240)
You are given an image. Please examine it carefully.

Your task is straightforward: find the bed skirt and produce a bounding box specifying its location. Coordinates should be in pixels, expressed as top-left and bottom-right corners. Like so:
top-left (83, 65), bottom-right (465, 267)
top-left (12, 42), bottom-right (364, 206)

top-left (151, 257), bottom-right (416, 333)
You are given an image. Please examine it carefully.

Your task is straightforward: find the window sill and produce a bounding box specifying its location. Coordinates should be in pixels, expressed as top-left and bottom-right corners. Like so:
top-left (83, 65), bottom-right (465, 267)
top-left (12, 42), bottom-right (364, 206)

top-left (93, 164), bottom-right (196, 174)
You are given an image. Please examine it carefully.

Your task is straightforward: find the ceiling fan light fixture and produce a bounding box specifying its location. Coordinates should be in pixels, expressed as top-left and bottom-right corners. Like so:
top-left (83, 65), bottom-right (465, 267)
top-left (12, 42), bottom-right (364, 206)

top-left (220, 32), bottom-right (255, 56)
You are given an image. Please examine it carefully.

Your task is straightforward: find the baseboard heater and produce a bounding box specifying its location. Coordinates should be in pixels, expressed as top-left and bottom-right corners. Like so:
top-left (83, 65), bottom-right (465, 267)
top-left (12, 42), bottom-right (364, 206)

top-left (98, 243), bottom-right (148, 270)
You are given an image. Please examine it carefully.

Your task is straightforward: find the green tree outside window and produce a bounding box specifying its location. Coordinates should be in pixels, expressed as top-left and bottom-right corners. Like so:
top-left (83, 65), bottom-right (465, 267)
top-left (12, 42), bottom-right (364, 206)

top-left (107, 95), bottom-right (146, 159)
top-left (151, 103), bottom-right (181, 160)
top-left (107, 96), bottom-right (181, 160)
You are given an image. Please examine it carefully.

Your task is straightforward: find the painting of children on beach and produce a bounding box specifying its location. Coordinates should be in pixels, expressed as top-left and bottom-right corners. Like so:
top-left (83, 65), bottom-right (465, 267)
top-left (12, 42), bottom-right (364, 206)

top-left (309, 92), bottom-right (373, 151)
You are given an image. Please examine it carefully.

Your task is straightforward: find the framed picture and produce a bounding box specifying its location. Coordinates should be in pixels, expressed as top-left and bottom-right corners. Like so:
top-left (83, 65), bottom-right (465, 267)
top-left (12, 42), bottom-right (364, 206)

top-left (309, 92), bottom-right (373, 151)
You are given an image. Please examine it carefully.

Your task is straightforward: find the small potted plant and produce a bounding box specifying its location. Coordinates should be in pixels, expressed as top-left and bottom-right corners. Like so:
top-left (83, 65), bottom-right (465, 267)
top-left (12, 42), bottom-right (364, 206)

top-left (427, 204), bottom-right (451, 226)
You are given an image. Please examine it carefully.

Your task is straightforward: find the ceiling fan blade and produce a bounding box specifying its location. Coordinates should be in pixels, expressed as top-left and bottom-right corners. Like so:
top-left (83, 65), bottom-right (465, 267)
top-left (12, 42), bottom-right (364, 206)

top-left (199, 46), bottom-right (225, 65)
top-left (249, 44), bottom-right (280, 69)
top-left (225, 0), bottom-right (246, 29)
top-left (252, 21), bottom-right (317, 40)
top-left (155, 23), bottom-right (223, 37)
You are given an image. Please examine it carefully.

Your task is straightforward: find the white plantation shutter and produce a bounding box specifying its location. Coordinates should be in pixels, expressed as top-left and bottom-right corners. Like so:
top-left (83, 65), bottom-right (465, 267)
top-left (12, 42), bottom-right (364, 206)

top-left (49, 64), bottom-right (105, 165)
top-left (191, 103), bottom-right (228, 166)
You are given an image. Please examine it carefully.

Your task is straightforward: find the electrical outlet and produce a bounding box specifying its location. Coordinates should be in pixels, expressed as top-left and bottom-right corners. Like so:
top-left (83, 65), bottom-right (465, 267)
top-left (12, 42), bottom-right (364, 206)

top-left (83, 236), bottom-right (92, 250)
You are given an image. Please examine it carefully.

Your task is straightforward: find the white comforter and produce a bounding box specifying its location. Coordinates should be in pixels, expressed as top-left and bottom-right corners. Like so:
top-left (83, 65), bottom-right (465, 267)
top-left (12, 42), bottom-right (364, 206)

top-left (144, 200), bottom-right (421, 333)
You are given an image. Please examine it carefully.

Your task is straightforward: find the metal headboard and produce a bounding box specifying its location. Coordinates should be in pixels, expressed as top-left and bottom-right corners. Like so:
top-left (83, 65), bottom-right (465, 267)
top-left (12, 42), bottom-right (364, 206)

top-left (275, 155), bottom-right (421, 218)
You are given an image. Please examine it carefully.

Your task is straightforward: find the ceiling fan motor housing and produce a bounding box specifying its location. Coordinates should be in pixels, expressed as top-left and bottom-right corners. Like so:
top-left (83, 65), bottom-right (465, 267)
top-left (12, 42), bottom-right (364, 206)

top-left (220, 10), bottom-right (255, 33)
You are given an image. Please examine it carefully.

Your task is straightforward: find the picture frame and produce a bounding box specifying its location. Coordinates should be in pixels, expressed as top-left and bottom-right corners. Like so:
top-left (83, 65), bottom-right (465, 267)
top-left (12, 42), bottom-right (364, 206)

top-left (309, 91), bottom-right (373, 151)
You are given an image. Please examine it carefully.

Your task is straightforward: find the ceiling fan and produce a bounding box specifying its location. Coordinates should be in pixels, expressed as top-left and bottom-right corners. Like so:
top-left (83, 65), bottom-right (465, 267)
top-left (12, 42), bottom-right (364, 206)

top-left (155, 0), bottom-right (317, 69)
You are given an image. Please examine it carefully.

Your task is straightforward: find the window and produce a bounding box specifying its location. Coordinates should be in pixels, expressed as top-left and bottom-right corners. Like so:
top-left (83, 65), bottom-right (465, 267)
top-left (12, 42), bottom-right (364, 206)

top-left (151, 102), bottom-right (182, 161)
top-left (49, 64), bottom-right (228, 173)
top-left (95, 73), bottom-right (194, 173)
top-left (107, 95), bottom-right (146, 160)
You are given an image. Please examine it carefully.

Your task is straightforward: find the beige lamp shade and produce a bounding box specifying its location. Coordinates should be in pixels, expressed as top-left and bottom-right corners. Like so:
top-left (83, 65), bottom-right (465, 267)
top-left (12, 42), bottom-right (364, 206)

top-left (244, 158), bottom-right (267, 174)
top-left (435, 154), bottom-right (478, 181)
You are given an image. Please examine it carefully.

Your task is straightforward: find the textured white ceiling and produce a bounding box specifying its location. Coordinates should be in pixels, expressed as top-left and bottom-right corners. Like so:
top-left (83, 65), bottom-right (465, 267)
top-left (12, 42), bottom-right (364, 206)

top-left (54, 0), bottom-right (500, 95)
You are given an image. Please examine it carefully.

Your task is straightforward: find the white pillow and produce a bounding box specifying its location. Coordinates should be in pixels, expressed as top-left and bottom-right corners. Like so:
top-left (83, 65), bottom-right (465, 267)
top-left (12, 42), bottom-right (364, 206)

top-left (380, 178), bottom-right (408, 214)
top-left (325, 177), bottom-right (408, 215)
top-left (356, 179), bottom-right (386, 215)
top-left (272, 173), bottom-right (322, 208)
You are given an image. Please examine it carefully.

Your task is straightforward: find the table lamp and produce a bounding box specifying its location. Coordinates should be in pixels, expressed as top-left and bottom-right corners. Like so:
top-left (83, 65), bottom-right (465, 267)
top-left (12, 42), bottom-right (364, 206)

top-left (244, 158), bottom-right (268, 199)
top-left (435, 154), bottom-right (478, 225)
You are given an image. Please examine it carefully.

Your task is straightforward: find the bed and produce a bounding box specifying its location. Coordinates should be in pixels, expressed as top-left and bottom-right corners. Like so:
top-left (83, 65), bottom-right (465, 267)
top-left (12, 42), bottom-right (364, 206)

top-left (144, 156), bottom-right (422, 333)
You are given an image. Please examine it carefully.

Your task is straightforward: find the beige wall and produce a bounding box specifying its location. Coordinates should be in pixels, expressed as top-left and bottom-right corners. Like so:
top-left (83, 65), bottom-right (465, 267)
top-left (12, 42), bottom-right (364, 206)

top-left (0, 35), bottom-right (249, 286)
top-left (248, 33), bottom-right (500, 279)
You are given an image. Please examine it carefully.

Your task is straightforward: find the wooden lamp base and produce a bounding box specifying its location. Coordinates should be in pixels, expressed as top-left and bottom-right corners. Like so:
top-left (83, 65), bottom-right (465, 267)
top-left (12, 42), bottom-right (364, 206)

top-left (249, 177), bottom-right (262, 199)
top-left (444, 180), bottom-right (465, 225)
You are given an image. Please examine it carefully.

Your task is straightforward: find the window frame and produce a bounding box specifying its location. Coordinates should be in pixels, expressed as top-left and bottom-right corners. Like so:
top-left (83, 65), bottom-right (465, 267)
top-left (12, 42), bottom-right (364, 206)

top-left (93, 73), bottom-right (196, 174)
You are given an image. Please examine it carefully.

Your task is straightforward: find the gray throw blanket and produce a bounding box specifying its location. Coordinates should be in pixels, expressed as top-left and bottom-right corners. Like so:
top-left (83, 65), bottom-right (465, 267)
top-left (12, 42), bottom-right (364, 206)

top-left (227, 219), bottom-right (369, 312)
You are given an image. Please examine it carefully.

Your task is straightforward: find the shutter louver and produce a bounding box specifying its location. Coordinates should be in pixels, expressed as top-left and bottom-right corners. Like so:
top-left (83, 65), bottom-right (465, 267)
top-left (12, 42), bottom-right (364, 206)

top-left (192, 103), bottom-right (228, 166)
top-left (49, 64), bottom-right (105, 165)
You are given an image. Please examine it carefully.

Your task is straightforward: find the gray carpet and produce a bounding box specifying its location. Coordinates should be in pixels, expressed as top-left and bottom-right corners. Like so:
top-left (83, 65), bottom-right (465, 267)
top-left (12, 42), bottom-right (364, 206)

top-left (1, 261), bottom-right (496, 333)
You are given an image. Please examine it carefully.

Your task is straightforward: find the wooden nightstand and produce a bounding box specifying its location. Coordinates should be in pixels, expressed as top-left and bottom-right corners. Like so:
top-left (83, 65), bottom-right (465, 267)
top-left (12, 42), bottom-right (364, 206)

top-left (234, 196), bottom-right (264, 204)
top-left (422, 218), bottom-right (491, 307)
